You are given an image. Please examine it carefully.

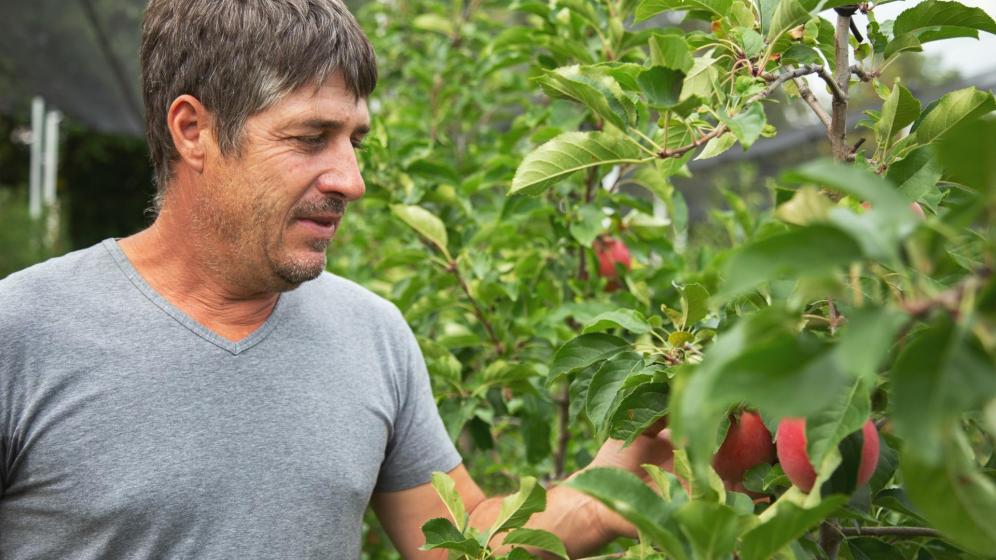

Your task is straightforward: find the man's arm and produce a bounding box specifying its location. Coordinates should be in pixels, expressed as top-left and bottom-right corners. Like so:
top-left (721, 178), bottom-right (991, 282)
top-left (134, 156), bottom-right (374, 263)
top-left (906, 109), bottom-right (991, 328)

top-left (372, 428), bottom-right (675, 558)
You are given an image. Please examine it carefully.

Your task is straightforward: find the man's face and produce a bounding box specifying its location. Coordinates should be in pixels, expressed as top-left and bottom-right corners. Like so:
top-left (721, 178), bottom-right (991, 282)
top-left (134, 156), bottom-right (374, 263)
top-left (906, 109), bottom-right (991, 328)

top-left (195, 73), bottom-right (369, 292)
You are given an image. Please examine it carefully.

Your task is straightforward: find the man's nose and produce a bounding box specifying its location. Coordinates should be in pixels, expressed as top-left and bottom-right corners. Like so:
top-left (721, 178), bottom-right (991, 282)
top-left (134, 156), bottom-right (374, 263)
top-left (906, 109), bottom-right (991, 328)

top-left (314, 141), bottom-right (366, 202)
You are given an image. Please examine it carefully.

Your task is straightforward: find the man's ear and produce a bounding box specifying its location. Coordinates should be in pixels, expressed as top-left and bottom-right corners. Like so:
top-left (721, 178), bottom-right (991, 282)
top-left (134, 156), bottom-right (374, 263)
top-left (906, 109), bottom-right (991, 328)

top-left (166, 94), bottom-right (213, 174)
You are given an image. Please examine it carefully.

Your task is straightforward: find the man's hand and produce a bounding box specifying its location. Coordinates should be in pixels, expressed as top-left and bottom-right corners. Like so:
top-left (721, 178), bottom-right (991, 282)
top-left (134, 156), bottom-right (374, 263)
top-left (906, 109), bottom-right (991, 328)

top-left (573, 425), bottom-right (676, 540)
top-left (371, 424), bottom-right (678, 558)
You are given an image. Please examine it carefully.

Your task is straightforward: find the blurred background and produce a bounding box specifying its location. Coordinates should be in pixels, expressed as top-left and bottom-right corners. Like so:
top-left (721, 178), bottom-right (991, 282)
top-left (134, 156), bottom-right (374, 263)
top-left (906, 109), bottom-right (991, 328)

top-left (1, 0), bottom-right (994, 278)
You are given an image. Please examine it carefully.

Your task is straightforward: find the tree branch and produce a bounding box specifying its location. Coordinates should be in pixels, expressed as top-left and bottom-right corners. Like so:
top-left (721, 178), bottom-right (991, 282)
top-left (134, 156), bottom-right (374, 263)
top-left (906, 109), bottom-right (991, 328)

top-left (448, 262), bottom-right (505, 354)
top-left (831, 9), bottom-right (853, 161)
top-left (820, 522), bottom-right (843, 560)
top-left (553, 384), bottom-right (570, 479)
top-left (839, 526), bottom-right (942, 538)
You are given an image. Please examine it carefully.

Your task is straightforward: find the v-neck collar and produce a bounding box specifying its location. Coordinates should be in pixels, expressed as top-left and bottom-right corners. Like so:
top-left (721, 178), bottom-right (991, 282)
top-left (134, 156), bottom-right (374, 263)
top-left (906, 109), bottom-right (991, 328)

top-left (102, 238), bottom-right (288, 355)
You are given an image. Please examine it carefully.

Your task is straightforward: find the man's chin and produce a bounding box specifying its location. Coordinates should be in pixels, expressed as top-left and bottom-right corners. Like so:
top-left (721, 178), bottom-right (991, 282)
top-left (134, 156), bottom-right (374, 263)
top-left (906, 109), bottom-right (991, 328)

top-left (270, 252), bottom-right (327, 288)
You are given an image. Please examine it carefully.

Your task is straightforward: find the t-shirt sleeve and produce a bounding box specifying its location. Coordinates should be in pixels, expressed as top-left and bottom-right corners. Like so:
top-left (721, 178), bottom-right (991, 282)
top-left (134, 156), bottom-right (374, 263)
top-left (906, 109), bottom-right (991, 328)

top-left (374, 323), bottom-right (462, 492)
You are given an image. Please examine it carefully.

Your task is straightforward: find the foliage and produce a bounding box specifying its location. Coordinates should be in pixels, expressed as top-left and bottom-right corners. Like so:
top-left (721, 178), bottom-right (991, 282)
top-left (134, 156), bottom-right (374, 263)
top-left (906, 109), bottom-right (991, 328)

top-left (346, 0), bottom-right (996, 557)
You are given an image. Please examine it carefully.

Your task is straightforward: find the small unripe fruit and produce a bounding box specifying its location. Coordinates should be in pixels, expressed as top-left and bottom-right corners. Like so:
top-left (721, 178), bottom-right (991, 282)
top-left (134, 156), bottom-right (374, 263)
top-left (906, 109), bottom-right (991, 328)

top-left (592, 236), bottom-right (632, 292)
top-left (776, 418), bottom-right (880, 493)
top-left (712, 411), bottom-right (775, 483)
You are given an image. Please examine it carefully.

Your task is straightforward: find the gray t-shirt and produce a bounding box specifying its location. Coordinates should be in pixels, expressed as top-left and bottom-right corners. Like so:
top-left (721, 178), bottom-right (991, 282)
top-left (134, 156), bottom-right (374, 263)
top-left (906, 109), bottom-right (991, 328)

top-left (0, 239), bottom-right (461, 559)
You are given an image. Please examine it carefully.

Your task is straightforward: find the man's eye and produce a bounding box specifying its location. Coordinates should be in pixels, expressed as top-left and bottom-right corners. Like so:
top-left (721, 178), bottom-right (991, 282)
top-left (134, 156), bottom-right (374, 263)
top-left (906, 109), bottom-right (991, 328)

top-left (351, 140), bottom-right (366, 151)
top-left (296, 135), bottom-right (326, 148)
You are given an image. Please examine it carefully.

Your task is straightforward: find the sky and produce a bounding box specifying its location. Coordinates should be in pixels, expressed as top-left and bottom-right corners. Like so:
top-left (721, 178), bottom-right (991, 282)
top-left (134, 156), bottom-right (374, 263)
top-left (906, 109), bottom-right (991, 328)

top-left (854, 0), bottom-right (996, 79)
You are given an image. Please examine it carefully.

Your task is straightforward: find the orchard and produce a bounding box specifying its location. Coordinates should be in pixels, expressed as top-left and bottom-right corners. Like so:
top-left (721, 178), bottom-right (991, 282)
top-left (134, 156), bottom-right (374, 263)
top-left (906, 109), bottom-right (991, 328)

top-left (335, 0), bottom-right (996, 558)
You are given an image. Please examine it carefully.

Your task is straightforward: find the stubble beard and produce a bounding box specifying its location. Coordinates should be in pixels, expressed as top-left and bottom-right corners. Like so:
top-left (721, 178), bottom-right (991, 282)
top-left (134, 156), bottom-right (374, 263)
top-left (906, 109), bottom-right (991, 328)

top-left (192, 173), bottom-right (335, 293)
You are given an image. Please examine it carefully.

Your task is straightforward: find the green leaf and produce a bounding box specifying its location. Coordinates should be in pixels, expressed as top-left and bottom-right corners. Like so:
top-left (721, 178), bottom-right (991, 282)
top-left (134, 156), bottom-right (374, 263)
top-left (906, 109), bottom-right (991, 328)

top-left (583, 309), bottom-right (653, 334)
top-left (890, 317), bottom-right (996, 464)
top-left (834, 307), bottom-right (907, 388)
top-left (586, 352), bottom-right (645, 433)
top-left (420, 518), bottom-right (483, 555)
top-left (783, 160), bottom-right (920, 259)
top-left (548, 333), bottom-right (629, 383)
top-left (673, 448), bottom-right (725, 503)
top-left (538, 65), bottom-right (633, 131)
top-left (914, 87), bottom-right (996, 145)
top-left (774, 186), bottom-right (832, 226)
top-left (695, 132), bottom-right (737, 160)
top-left (674, 502), bottom-right (745, 560)
top-left (805, 378), bottom-right (871, 468)
top-left (566, 468), bottom-right (687, 559)
top-left (608, 383), bottom-right (670, 445)
top-left (716, 224), bottom-right (862, 302)
top-left (650, 33), bottom-right (694, 72)
top-left (431, 472), bottom-right (468, 532)
top-left (679, 283), bottom-right (710, 327)
top-left (883, 32), bottom-right (923, 62)
top-left (510, 132), bottom-right (650, 196)
top-left (644, 463), bottom-right (690, 504)
top-left (390, 204), bottom-right (450, 258)
top-left (502, 528), bottom-right (568, 559)
top-left (680, 53), bottom-right (718, 101)
top-left (903, 427), bottom-right (996, 556)
top-left (784, 160), bottom-right (913, 220)
top-left (489, 477), bottom-right (547, 539)
top-left (720, 103), bottom-right (767, 150)
top-left (638, 66), bottom-right (686, 109)
top-left (569, 205), bottom-right (604, 247)
top-left (893, 1), bottom-right (996, 39)
top-left (634, 0), bottom-right (733, 21)
top-left (740, 497), bottom-right (848, 560)
top-left (412, 13), bottom-right (455, 36)
top-left (875, 83), bottom-right (920, 151)
top-left (733, 27), bottom-right (765, 58)
top-left (887, 146), bottom-right (943, 202)
top-left (935, 116), bottom-right (996, 198)
top-left (766, 0), bottom-right (812, 43)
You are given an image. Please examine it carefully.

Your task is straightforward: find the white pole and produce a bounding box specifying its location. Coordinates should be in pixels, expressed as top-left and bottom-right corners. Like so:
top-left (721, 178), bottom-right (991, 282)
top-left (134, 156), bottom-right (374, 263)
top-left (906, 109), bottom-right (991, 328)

top-left (43, 109), bottom-right (63, 247)
top-left (29, 96), bottom-right (45, 219)
top-left (42, 110), bottom-right (62, 206)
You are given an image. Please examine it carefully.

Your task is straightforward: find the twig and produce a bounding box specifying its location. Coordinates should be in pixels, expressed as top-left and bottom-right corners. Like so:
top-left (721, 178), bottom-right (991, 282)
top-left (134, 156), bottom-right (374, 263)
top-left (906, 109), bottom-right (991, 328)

top-left (840, 526), bottom-right (941, 538)
top-left (902, 267), bottom-right (991, 318)
top-left (791, 74), bottom-right (832, 132)
top-left (448, 262), bottom-right (505, 354)
top-left (817, 66), bottom-right (849, 103)
top-left (659, 65), bottom-right (826, 159)
top-left (850, 64), bottom-right (877, 82)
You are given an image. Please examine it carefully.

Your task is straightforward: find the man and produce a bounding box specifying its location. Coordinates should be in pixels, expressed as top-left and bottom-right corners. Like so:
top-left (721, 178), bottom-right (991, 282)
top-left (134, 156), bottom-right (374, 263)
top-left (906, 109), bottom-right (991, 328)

top-left (0, 1), bottom-right (676, 557)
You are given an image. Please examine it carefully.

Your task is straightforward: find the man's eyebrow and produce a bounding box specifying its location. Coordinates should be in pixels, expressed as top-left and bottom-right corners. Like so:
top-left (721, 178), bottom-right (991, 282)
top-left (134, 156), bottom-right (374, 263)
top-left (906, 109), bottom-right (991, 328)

top-left (295, 119), bottom-right (370, 135)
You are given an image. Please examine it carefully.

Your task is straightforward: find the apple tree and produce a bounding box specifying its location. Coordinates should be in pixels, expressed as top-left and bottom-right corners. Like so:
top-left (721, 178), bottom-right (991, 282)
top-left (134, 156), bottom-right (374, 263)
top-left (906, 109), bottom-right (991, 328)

top-left (346, 0), bottom-right (996, 558)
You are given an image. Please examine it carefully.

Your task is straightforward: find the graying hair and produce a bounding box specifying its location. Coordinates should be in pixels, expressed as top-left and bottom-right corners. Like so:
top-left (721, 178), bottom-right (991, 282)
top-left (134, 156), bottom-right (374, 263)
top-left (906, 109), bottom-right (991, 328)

top-left (140, 0), bottom-right (377, 213)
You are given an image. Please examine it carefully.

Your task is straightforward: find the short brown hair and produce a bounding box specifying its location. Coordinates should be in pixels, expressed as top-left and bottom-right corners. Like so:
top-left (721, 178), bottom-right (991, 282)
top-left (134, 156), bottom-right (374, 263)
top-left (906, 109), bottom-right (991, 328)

top-left (140, 0), bottom-right (377, 210)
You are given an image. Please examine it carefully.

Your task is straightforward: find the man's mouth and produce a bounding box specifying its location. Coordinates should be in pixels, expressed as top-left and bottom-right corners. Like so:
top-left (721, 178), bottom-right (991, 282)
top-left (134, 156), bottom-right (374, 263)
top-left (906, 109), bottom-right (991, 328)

top-left (295, 214), bottom-right (340, 237)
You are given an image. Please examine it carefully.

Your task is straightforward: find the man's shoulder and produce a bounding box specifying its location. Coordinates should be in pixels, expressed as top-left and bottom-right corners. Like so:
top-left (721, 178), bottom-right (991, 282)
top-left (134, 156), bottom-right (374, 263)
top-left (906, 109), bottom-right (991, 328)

top-left (0, 242), bottom-right (112, 321)
top-left (297, 271), bottom-right (404, 322)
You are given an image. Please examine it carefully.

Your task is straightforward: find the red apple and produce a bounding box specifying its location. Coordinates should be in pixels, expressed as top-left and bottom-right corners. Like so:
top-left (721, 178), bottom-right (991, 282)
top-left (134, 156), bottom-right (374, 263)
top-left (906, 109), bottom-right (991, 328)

top-left (712, 411), bottom-right (775, 484)
top-left (593, 236), bottom-right (632, 291)
top-left (776, 418), bottom-right (880, 493)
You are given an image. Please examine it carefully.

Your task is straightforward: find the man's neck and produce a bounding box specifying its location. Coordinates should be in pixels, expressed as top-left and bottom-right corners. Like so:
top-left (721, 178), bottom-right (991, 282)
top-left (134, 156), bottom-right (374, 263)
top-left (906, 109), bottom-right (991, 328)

top-left (118, 218), bottom-right (280, 343)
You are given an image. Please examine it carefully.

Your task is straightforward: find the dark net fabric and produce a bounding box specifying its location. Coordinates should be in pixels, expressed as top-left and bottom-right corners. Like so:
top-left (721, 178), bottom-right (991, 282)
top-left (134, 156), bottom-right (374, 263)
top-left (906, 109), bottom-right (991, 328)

top-left (0, 0), bottom-right (145, 136)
